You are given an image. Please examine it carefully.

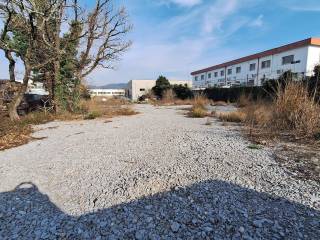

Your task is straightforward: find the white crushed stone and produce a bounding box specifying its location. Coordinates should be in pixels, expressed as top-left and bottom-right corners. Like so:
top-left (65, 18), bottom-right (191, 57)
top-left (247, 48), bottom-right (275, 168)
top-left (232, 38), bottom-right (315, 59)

top-left (0, 104), bottom-right (319, 239)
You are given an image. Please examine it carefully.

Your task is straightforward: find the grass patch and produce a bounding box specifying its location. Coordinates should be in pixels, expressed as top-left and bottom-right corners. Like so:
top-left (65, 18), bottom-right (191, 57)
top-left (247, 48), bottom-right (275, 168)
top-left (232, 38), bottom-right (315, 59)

top-left (1, 98), bottom-right (138, 151)
top-left (217, 111), bottom-right (246, 123)
top-left (188, 107), bottom-right (208, 118)
top-left (0, 112), bottom-right (55, 151)
top-left (80, 98), bottom-right (138, 119)
top-left (248, 144), bottom-right (263, 150)
top-left (271, 81), bottom-right (320, 138)
top-left (218, 81), bottom-right (320, 142)
top-left (187, 94), bottom-right (211, 118)
top-left (84, 111), bottom-right (102, 120)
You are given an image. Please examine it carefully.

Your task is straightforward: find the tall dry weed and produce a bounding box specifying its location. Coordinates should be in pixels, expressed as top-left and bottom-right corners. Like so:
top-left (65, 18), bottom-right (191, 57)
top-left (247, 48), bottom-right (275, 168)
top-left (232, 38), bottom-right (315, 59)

top-left (272, 81), bottom-right (320, 137)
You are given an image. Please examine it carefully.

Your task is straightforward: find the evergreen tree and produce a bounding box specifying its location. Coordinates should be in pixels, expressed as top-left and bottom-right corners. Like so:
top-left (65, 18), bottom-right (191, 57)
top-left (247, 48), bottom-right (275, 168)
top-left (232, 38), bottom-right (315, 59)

top-left (152, 76), bottom-right (171, 98)
top-left (57, 21), bottom-right (83, 112)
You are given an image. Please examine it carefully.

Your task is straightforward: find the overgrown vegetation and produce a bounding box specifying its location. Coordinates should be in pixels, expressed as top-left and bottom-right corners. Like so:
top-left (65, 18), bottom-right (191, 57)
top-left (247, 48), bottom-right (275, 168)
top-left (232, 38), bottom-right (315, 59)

top-left (0, 112), bottom-right (55, 151)
top-left (80, 98), bottom-right (138, 120)
top-left (188, 94), bottom-right (211, 118)
top-left (216, 71), bottom-right (320, 141)
top-left (151, 75), bottom-right (193, 102)
top-left (217, 111), bottom-right (246, 123)
top-left (0, 0), bottom-right (131, 120)
top-left (0, 98), bottom-right (137, 150)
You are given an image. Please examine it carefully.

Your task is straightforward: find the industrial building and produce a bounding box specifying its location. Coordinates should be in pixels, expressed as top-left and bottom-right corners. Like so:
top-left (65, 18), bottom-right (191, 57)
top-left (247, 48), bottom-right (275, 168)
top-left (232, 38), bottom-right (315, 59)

top-left (89, 89), bottom-right (125, 98)
top-left (127, 79), bottom-right (192, 101)
top-left (191, 37), bottom-right (320, 89)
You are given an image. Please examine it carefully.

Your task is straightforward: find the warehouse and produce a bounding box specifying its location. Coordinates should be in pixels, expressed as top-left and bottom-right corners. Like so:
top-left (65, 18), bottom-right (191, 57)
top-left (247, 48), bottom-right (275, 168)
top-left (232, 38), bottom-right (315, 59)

top-left (191, 37), bottom-right (320, 89)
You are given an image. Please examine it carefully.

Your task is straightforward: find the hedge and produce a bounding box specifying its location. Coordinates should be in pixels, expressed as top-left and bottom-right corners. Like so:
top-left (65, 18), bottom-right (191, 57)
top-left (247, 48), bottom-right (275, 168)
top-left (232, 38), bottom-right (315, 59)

top-left (202, 86), bottom-right (272, 103)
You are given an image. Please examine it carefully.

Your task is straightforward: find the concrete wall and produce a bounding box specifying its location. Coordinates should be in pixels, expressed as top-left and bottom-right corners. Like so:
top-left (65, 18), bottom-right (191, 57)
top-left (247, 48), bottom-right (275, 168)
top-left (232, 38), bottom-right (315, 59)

top-left (127, 80), bottom-right (192, 101)
top-left (307, 46), bottom-right (320, 75)
top-left (192, 45), bottom-right (319, 88)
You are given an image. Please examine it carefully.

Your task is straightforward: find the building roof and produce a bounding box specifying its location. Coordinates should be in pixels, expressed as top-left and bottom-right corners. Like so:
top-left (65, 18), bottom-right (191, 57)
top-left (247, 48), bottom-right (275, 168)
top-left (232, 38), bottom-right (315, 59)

top-left (191, 37), bottom-right (320, 76)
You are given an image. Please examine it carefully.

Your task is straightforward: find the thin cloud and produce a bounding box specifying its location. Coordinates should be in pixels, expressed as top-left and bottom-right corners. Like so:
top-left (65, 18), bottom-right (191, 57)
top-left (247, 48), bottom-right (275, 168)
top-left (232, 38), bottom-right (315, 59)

top-left (160, 0), bottom-right (202, 7)
top-left (249, 14), bottom-right (264, 27)
top-left (281, 0), bottom-right (320, 12)
top-left (203, 0), bottom-right (240, 34)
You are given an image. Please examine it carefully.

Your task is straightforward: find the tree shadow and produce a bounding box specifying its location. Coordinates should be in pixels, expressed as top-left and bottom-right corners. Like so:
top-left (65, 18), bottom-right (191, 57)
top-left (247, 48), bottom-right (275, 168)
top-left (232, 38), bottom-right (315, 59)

top-left (0, 181), bottom-right (319, 239)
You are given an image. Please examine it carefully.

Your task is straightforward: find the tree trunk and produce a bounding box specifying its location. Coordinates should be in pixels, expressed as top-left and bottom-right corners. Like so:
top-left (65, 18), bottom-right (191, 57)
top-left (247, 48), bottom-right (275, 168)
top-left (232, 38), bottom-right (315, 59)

top-left (52, 4), bottom-right (63, 113)
top-left (8, 67), bottom-right (31, 121)
top-left (53, 60), bottom-right (60, 112)
top-left (5, 51), bottom-right (16, 82)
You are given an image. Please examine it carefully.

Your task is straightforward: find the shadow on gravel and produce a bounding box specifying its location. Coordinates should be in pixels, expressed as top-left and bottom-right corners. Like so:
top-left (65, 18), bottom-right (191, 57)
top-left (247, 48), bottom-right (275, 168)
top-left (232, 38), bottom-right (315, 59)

top-left (1, 181), bottom-right (319, 239)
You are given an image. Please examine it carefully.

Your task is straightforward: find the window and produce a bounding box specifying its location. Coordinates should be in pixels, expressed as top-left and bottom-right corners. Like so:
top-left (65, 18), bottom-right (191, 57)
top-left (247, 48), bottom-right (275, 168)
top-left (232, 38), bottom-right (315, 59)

top-left (250, 63), bottom-right (256, 71)
top-left (208, 73), bottom-right (212, 78)
top-left (220, 70), bottom-right (225, 76)
top-left (228, 69), bottom-right (232, 75)
top-left (201, 75), bottom-right (205, 80)
top-left (195, 76), bottom-right (198, 81)
top-left (214, 72), bottom-right (218, 77)
top-left (140, 88), bottom-right (145, 91)
top-left (261, 60), bottom-right (271, 69)
top-left (236, 67), bottom-right (241, 73)
top-left (282, 55), bottom-right (294, 65)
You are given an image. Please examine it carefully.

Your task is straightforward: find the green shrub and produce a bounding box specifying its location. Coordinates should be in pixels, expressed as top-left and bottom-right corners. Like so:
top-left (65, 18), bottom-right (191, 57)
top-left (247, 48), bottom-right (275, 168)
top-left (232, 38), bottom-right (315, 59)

top-left (84, 111), bottom-right (101, 120)
top-left (172, 84), bottom-right (193, 100)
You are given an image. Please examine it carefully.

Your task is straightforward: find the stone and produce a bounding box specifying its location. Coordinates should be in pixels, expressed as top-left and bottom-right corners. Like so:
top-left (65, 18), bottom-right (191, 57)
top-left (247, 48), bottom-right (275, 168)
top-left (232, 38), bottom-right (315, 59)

top-left (171, 222), bottom-right (180, 232)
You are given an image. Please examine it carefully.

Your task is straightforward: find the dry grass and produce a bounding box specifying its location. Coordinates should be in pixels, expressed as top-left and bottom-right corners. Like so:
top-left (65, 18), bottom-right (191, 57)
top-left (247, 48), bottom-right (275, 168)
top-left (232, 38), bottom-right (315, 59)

top-left (211, 101), bottom-right (228, 106)
top-left (188, 107), bottom-right (208, 118)
top-left (271, 81), bottom-right (320, 138)
top-left (193, 94), bottom-right (210, 109)
top-left (220, 81), bottom-right (320, 141)
top-left (162, 89), bottom-right (175, 103)
top-left (187, 94), bottom-right (211, 118)
top-left (217, 111), bottom-right (246, 123)
top-left (1, 97), bottom-right (138, 151)
top-left (80, 97), bottom-right (138, 119)
top-left (0, 112), bottom-right (55, 151)
top-left (152, 92), bottom-right (211, 107)
top-left (237, 94), bottom-right (251, 108)
top-left (242, 102), bottom-right (272, 127)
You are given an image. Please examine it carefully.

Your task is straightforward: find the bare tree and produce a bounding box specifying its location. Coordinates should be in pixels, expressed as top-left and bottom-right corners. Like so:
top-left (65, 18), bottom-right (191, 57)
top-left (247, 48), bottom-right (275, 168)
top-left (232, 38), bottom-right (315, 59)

top-left (77, 0), bottom-right (132, 81)
top-left (0, 0), bottom-right (131, 120)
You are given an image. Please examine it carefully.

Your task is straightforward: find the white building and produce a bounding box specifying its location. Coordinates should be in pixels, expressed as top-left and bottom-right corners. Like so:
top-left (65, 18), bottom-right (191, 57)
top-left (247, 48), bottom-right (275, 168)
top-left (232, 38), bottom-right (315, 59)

top-left (89, 89), bottom-right (125, 98)
top-left (191, 37), bottom-right (320, 89)
top-left (127, 79), bottom-right (192, 101)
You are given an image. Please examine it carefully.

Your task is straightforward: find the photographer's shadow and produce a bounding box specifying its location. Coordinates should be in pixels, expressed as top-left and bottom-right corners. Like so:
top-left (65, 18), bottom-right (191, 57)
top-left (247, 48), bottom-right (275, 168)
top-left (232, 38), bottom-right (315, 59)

top-left (0, 181), bottom-right (319, 239)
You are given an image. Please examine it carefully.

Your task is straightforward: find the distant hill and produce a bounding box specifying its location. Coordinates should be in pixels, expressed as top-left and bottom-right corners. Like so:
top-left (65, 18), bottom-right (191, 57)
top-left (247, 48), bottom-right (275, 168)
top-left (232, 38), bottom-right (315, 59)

top-left (88, 83), bottom-right (127, 89)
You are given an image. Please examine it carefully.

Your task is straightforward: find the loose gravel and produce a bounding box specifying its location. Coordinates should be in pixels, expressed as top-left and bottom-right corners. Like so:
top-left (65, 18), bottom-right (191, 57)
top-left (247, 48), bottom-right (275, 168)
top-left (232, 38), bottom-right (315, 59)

top-left (0, 104), bottom-right (319, 239)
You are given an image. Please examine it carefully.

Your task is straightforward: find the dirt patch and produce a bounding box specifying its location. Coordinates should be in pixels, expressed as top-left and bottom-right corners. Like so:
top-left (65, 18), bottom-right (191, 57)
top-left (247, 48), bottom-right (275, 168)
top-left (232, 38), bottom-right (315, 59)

top-left (273, 143), bottom-right (320, 183)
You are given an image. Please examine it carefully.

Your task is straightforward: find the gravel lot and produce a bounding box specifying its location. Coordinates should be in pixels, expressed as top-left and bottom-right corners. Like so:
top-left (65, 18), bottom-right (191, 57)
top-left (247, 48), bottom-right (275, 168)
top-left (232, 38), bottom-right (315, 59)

top-left (0, 104), bottom-right (319, 239)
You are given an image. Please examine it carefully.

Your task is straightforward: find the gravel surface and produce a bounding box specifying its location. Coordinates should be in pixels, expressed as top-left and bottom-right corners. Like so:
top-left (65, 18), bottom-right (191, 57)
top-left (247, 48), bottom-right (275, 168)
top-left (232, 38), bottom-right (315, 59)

top-left (0, 104), bottom-right (319, 239)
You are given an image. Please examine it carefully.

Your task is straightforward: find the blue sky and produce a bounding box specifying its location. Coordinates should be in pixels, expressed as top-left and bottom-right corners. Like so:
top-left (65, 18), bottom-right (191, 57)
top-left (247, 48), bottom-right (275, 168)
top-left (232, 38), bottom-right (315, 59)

top-left (1, 0), bottom-right (320, 85)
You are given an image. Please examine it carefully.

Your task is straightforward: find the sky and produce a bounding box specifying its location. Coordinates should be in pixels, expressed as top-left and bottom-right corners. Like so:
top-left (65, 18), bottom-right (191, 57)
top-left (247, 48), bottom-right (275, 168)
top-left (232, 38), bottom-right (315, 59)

top-left (1, 0), bottom-right (320, 86)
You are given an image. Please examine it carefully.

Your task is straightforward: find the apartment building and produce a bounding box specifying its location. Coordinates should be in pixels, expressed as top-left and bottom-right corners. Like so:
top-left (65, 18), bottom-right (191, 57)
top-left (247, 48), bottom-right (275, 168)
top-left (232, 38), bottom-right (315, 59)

top-left (191, 37), bottom-right (320, 89)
